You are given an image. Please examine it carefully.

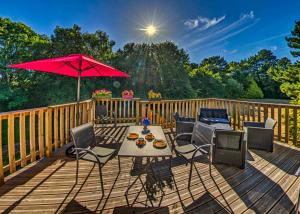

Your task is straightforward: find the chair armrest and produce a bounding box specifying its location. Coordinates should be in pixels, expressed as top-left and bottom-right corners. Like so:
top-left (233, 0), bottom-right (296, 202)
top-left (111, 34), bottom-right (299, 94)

top-left (74, 148), bottom-right (101, 163)
top-left (243, 121), bottom-right (265, 128)
top-left (247, 126), bottom-right (273, 131)
top-left (175, 133), bottom-right (193, 140)
top-left (75, 147), bottom-right (115, 158)
top-left (192, 144), bottom-right (213, 158)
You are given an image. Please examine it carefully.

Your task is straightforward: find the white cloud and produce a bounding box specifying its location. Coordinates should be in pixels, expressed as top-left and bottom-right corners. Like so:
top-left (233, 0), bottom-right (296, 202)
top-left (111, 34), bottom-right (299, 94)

top-left (184, 15), bottom-right (225, 30)
top-left (184, 19), bottom-right (199, 29)
top-left (240, 11), bottom-right (255, 19)
top-left (223, 49), bottom-right (238, 54)
top-left (271, 46), bottom-right (278, 51)
top-left (184, 11), bottom-right (259, 50)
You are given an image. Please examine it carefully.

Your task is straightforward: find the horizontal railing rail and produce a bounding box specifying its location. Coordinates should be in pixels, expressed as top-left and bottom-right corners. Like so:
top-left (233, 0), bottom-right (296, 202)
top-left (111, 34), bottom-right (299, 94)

top-left (0, 97), bottom-right (299, 185)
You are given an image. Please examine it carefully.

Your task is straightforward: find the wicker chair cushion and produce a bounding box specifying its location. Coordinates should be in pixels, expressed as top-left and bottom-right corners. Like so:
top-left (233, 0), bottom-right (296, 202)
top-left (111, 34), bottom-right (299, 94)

top-left (265, 118), bottom-right (277, 129)
top-left (215, 131), bottom-right (242, 151)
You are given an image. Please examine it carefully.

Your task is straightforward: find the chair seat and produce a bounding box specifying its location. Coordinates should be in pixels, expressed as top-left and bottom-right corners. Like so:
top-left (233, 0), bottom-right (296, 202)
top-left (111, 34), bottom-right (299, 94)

top-left (81, 146), bottom-right (116, 164)
top-left (175, 144), bottom-right (205, 160)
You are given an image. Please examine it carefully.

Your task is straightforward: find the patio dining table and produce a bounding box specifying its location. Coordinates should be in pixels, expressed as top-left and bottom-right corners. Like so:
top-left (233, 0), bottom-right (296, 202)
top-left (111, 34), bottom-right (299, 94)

top-left (118, 125), bottom-right (172, 206)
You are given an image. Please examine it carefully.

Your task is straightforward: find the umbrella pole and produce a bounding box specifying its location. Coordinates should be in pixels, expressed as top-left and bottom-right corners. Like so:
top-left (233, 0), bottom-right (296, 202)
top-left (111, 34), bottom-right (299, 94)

top-left (76, 70), bottom-right (81, 126)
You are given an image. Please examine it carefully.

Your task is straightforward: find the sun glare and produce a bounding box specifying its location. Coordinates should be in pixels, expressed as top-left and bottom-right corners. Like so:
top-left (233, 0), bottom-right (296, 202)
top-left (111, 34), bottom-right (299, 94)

top-left (140, 24), bottom-right (158, 37)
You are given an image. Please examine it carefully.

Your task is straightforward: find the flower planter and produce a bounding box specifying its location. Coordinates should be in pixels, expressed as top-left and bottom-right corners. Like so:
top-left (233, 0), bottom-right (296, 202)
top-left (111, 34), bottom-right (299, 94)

top-left (92, 89), bottom-right (112, 100)
top-left (93, 95), bottom-right (112, 99)
top-left (122, 95), bottom-right (134, 100)
top-left (122, 90), bottom-right (134, 100)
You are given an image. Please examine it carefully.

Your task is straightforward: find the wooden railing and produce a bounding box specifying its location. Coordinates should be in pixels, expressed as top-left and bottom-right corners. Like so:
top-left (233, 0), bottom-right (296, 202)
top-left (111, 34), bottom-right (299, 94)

top-left (0, 97), bottom-right (299, 185)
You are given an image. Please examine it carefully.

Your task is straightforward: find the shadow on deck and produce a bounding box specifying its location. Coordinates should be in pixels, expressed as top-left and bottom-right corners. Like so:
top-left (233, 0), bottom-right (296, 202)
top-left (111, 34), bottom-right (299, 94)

top-left (0, 125), bottom-right (299, 213)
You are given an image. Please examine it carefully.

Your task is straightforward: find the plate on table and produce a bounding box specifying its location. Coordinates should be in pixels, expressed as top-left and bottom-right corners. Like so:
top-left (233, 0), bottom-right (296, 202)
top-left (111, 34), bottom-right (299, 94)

top-left (153, 139), bottom-right (167, 149)
top-left (127, 133), bottom-right (139, 140)
top-left (136, 138), bottom-right (146, 147)
top-left (145, 133), bottom-right (155, 141)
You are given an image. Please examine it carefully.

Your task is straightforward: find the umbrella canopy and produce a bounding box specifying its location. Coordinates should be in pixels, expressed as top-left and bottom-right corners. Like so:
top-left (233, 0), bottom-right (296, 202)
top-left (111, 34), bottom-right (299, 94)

top-left (9, 54), bottom-right (129, 102)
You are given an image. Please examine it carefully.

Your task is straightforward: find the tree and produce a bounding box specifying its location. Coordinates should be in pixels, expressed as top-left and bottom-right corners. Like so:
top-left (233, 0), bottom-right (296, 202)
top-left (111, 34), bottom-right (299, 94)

top-left (243, 76), bottom-right (264, 99)
top-left (188, 62), bottom-right (225, 98)
top-left (113, 42), bottom-right (195, 99)
top-left (268, 61), bottom-right (300, 104)
top-left (199, 56), bottom-right (228, 75)
top-left (286, 20), bottom-right (300, 58)
top-left (0, 17), bottom-right (50, 111)
top-left (32, 25), bottom-right (116, 105)
top-left (243, 49), bottom-right (282, 98)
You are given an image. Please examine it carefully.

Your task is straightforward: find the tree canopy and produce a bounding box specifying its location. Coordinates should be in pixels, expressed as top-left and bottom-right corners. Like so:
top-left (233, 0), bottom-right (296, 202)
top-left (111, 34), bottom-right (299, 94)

top-left (0, 17), bottom-right (299, 111)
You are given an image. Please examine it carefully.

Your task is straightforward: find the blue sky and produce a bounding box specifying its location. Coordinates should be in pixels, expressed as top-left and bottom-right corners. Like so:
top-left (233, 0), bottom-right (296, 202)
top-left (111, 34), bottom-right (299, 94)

top-left (1, 0), bottom-right (299, 63)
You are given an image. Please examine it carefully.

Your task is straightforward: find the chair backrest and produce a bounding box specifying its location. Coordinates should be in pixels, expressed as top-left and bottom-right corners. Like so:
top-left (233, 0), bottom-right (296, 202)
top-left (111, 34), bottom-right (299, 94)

top-left (191, 122), bottom-right (215, 151)
top-left (199, 108), bottom-right (228, 119)
top-left (173, 112), bottom-right (180, 121)
top-left (215, 130), bottom-right (243, 151)
top-left (95, 105), bottom-right (107, 118)
top-left (71, 122), bottom-right (96, 149)
top-left (265, 118), bottom-right (277, 129)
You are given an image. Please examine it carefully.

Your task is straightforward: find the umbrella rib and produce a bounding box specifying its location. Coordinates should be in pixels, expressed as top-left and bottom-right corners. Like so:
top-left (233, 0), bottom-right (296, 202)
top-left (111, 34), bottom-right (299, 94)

top-left (85, 61), bottom-right (105, 76)
top-left (65, 61), bottom-right (79, 72)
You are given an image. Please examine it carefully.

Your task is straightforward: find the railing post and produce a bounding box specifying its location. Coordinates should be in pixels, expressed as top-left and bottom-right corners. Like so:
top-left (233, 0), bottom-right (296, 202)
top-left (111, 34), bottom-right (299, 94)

top-left (0, 116), bottom-right (4, 185)
top-left (46, 108), bottom-right (52, 157)
top-left (20, 113), bottom-right (26, 167)
top-left (285, 107), bottom-right (289, 144)
top-left (38, 110), bottom-right (45, 159)
top-left (135, 99), bottom-right (140, 124)
top-left (8, 114), bottom-right (16, 173)
top-left (30, 111), bottom-right (36, 162)
top-left (293, 107), bottom-right (298, 146)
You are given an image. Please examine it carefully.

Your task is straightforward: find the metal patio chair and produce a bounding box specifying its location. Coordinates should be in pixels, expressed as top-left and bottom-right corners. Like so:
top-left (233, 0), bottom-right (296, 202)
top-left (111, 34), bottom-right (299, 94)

top-left (95, 104), bottom-right (117, 128)
top-left (174, 121), bottom-right (215, 188)
top-left (70, 122), bottom-right (120, 195)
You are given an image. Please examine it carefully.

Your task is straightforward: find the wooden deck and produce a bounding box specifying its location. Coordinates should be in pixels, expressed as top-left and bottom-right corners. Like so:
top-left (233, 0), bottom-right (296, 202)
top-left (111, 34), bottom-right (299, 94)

top-left (0, 125), bottom-right (299, 214)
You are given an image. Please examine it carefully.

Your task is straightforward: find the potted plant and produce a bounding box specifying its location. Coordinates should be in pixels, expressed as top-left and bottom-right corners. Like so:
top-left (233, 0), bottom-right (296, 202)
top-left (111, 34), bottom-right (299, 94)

top-left (92, 89), bottom-right (112, 99)
top-left (122, 89), bottom-right (134, 100)
top-left (148, 90), bottom-right (162, 101)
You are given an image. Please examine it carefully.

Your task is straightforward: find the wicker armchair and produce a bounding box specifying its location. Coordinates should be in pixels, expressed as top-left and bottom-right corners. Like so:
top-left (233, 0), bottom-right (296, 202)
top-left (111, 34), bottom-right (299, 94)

top-left (174, 122), bottom-right (215, 188)
top-left (243, 118), bottom-right (277, 152)
top-left (295, 166), bottom-right (300, 213)
top-left (70, 122), bottom-right (120, 195)
top-left (212, 130), bottom-right (246, 169)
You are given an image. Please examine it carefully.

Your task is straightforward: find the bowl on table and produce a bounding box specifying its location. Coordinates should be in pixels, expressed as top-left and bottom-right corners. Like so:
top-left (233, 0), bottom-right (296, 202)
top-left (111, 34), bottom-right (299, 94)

top-left (153, 139), bottom-right (167, 149)
top-left (136, 138), bottom-right (146, 148)
top-left (145, 133), bottom-right (155, 141)
top-left (127, 133), bottom-right (139, 140)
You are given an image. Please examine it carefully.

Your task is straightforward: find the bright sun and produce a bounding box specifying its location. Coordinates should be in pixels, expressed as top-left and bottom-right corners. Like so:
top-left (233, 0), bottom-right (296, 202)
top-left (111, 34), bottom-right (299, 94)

top-left (141, 24), bottom-right (158, 37)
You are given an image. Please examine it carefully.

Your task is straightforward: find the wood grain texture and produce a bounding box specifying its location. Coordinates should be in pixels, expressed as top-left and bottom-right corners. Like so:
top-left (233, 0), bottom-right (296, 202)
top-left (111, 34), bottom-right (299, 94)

top-left (0, 125), bottom-right (298, 213)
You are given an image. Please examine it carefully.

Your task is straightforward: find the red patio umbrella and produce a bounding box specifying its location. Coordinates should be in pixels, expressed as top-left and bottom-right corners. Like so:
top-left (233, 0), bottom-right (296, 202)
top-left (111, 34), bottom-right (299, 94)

top-left (9, 53), bottom-right (129, 103)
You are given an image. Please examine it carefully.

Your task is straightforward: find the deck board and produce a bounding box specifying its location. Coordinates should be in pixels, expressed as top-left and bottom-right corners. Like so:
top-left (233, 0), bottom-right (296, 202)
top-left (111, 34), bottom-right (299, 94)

top-left (0, 125), bottom-right (299, 213)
